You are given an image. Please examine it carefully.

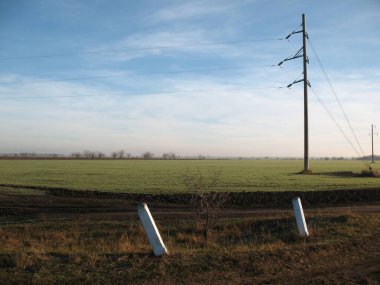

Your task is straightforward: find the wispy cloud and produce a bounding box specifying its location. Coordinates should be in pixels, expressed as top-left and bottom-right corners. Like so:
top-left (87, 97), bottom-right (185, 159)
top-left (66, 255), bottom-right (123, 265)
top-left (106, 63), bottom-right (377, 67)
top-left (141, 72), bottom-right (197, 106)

top-left (149, 0), bottom-right (254, 23)
top-left (88, 28), bottom-right (291, 67)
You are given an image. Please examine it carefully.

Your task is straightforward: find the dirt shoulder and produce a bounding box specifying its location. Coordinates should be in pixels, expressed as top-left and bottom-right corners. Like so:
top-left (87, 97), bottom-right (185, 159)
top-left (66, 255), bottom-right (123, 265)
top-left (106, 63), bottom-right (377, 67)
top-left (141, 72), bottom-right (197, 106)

top-left (1, 186), bottom-right (380, 222)
top-left (0, 187), bottom-right (379, 284)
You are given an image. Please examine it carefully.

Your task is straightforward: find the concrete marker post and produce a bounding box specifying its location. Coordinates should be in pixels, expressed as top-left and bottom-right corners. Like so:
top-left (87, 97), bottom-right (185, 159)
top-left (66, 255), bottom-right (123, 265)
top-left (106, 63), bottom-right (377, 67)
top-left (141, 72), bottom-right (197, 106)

top-left (137, 203), bottom-right (168, 256)
top-left (292, 197), bottom-right (309, 237)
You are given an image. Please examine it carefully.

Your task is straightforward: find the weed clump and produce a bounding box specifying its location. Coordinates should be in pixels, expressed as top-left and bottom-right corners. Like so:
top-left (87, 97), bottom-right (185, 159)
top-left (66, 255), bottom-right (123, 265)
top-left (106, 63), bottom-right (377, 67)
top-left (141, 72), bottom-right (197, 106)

top-left (361, 167), bottom-right (379, 178)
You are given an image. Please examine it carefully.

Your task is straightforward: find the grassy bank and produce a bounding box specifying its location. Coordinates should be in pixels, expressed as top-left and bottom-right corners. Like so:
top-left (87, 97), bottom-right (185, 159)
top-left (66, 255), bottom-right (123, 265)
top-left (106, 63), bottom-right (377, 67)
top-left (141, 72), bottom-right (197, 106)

top-left (0, 159), bottom-right (379, 193)
top-left (0, 210), bottom-right (379, 284)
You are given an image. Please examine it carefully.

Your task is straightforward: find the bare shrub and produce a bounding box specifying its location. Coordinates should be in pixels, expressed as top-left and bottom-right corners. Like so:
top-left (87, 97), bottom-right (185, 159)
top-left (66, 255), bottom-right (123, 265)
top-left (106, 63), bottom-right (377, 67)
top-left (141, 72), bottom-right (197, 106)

top-left (184, 169), bottom-right (228, 246)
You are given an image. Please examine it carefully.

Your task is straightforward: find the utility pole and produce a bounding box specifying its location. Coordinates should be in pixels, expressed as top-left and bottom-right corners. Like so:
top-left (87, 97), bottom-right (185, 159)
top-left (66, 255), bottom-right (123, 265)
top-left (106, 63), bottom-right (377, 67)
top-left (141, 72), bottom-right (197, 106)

top-left (371, 124), bottom-right (377, 163)
top-left (302, 14), bottom-right (309, 173)
top-left (279, 14), bottom-right (310, 173)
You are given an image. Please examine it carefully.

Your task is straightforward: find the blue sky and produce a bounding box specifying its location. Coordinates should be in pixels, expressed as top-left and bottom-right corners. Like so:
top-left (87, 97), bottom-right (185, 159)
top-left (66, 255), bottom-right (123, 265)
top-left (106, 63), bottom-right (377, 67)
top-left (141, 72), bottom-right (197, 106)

top-left (0, 0), bottom-right (379, 157)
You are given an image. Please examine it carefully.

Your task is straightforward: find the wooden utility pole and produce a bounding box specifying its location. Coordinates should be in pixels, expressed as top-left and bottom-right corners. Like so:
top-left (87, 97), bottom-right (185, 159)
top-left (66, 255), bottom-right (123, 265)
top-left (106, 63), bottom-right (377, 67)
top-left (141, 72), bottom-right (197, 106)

top-left (371, 124), bottom-right (376, 163)
top-left (279, 14), bottom-right (311, 173)
top-left (302, 13), bottom-right (310, 173)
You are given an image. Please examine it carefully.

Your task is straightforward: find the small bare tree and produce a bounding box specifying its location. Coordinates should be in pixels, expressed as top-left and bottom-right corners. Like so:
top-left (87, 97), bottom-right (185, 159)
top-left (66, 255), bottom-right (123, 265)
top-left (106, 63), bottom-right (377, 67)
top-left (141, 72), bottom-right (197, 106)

top-left (184, 169), bottom-right (228, 246)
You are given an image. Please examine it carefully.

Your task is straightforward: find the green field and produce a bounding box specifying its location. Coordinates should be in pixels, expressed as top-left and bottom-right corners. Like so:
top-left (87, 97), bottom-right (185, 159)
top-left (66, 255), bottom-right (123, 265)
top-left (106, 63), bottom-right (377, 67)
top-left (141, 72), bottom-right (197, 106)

top-left (0, 159), bottom-right (378, 194)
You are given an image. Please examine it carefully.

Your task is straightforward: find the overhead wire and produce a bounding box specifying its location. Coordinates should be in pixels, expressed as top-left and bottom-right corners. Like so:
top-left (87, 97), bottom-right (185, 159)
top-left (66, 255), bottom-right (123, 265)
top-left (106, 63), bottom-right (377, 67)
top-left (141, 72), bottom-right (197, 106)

top-left (283, 29), bottom-right (365, 159)
top-left (0, 38), bottom-right (285, 61)
top-left (308, 38), bottom-right (366, 157)
top-left (1, 64), bottom-right (276, 85)
top-left (0, 86), bottom-right (285, 100)
top-left (309, 86), bottom-right (362, 157)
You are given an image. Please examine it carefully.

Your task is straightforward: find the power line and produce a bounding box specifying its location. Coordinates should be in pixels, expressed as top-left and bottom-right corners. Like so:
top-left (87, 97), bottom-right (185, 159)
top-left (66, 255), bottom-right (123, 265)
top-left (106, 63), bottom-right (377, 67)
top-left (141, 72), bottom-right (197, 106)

top-left (0, 38), bottom-right (284, 61)
top-left (310, 86), bottom-right (362, 157)
top-left (308, 38), bottom-right (366, 157)
top-left (1, 64), bottom-right (276, 85)
top-left (0, 86), bottom-right (285, 100)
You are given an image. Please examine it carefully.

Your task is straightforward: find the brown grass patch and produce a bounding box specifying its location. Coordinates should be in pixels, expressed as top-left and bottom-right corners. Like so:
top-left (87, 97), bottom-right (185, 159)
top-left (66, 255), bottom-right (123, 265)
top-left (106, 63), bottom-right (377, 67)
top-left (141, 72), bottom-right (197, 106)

top-left (0, 211), bottom-right (379, 284)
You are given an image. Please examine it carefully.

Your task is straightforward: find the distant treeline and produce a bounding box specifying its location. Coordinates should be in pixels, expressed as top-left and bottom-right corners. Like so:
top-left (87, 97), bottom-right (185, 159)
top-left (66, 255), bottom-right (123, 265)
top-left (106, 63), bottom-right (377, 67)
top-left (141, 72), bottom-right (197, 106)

top-left (0, 151), bottom-right (187, 160)
top-left (0, 151), bottom-right (378, 161)
top-left (356, 155), bottom-right (380, 161)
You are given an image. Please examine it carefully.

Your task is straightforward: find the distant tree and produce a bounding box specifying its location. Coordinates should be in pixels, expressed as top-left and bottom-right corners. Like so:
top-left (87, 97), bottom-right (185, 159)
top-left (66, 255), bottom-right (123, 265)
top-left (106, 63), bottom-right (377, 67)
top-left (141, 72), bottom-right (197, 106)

top-left (143, 152), bottom-right (154, 159)
top-left (83, 150), bottom-right (96, 159)
top-left (126, 153), bottom-right (132, 159)
top-left (163, 152), bottom-right (177, 159)
top-left (49, 153), bottom-right (60, 158)
top-left (83, 150), bottom-right (90, 159)
top-left (96, 152), bottom-right (106, 159)
top-left (111, 152), bottom-right (118, 159)
top-left (20, 152), bottom-right (36, 157)
top-left (118, 150), bottom-right (125, 159)
top-left (71, 152), bottom-right (82, 158)
top-left (170, 152), bottom-right (177, 159)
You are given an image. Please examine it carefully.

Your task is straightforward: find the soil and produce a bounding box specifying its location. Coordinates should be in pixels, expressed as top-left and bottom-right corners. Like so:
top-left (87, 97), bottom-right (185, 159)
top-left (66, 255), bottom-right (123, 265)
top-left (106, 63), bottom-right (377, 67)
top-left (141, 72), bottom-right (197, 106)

top-left (1, 186), bottom-right (380, 222)
top-left (1, 183), bottom-right (380, 208)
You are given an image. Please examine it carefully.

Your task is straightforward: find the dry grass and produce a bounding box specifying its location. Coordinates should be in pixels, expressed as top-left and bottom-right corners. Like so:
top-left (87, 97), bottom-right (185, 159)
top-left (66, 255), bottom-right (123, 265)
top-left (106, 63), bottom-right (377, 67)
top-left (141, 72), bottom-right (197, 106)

top-left (361, 167), bottom-right (380, 178)
top-left (0, 211), bottom-right (379, 284)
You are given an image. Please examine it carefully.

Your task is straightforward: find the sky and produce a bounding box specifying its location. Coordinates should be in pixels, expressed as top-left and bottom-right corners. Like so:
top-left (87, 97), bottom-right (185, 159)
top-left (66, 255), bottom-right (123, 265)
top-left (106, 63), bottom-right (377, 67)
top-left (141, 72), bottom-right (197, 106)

top-left (0, 0), bottom-right (379, 157)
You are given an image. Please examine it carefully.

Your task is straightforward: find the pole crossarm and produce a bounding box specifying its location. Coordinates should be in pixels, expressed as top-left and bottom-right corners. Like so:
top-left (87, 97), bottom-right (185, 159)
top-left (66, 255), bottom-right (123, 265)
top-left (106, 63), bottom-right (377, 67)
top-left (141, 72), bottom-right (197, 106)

top-left (277, 47), bottom-right (304, 66)
top-left (287, 79), bottom-right (311, 88)
top-left (285, 30), bottom-right (303, 39)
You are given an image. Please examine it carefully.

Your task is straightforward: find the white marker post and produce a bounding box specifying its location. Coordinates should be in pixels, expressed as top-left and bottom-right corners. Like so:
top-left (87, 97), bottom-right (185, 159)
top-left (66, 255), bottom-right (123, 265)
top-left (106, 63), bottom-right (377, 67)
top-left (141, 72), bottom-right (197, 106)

top-left (292, 197), bottom-right (309, 237)
top-left (137, 203), bottom-right (168, 256)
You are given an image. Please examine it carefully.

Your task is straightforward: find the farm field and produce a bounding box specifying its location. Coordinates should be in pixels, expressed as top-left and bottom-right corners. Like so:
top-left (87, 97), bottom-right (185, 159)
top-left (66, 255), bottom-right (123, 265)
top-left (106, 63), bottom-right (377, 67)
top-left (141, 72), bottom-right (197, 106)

top-left (0, 159), bottom-right (379, 194)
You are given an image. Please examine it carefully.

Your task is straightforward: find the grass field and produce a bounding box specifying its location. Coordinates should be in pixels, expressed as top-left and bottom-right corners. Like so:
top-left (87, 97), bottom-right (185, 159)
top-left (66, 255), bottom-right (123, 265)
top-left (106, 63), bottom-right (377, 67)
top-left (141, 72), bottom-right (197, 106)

top-left (0, 159), bottom-right (379, 194)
